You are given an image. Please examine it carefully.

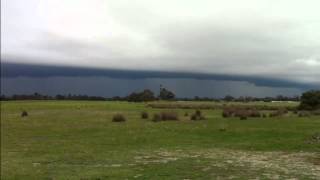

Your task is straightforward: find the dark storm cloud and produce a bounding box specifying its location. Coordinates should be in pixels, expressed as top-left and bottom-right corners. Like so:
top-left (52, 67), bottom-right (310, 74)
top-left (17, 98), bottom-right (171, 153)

top-left (1, 76), bottom-right (302, 98)
top-left (1, 62), bottom-right (316, 90)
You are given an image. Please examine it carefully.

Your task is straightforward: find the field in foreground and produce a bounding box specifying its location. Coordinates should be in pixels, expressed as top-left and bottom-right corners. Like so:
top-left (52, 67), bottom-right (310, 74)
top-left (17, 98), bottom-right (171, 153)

top-left (1, 100), bottom-right (320, 179)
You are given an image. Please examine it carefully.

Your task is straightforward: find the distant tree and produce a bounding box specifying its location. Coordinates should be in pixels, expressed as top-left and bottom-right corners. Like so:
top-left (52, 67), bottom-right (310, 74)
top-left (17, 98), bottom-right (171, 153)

top-left (56, 94), bottom-right (65, 100)
top-left (159, 87), bottom-right (175, 100)
top-left (140, 89), bottom-right (156, 101)
top-left (127, 89), bottom-right (155, 102)
top-left (0, 95), bottom-right (8, 101)
top-left (299, 90), bottom-right (320, 110)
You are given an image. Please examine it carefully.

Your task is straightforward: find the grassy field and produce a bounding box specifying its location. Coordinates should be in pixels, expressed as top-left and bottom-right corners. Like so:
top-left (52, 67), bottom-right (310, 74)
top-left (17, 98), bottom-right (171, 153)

top-left (1, 100), bottom-right (320, 179)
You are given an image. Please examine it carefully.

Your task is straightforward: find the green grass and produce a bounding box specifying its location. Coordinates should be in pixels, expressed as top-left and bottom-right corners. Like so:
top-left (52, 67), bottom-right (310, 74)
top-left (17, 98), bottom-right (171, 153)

top-left (1, 100), bottom-right (320, 179)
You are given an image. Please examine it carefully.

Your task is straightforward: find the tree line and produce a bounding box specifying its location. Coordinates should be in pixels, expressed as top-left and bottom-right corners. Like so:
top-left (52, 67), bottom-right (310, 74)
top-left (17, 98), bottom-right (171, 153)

top-left (1, 89), bottom-right (319, 110)
top-left (0, 87), bottom-right (177, 101)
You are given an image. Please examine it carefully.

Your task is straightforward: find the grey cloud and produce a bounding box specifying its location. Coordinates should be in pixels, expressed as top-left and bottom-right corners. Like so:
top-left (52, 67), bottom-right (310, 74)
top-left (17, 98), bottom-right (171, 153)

top-left (1, 62), bottom-right (317, 90)
top-left (1, 0), bottom-right (320, 88)
top-left (1, 76), bottom-right (302, 98)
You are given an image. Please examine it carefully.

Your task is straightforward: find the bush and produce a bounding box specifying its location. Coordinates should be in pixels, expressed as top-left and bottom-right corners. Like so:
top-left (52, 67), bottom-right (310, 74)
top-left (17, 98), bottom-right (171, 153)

top-left (160, 112), bottom-right (179, 121)
top-left (152, 112), bottom-right (179, 122)
top-left (112, 114), bottom-right (126, 122)
top-left (141, 112), bottom-right (149, 119)
top-left (190, 114), bottom-right (198, 120)
top-left (312, 110), bottom-right (320, 116)
top-left (21, 110), bottom-right (28, 117)
top-left (299, 90), bottom-right (320, 110)
top-left (298, 111), bottom-right (310, 117)
top-left (269, 108), bottom-right (288, 117)
top-left (240, 116), bottom-right (247, 120)
top-left (222, 109), bottom-right (232, 118)
top-left (184, 112), bottom-right (189, 116)
top-left (195, 110), bottom-right (202, 116)
top-left (222, 107), bottom-right (261, 119)
top-left (152, 113), bottom-right (162, 122)
top-left (190, 110), bottom-right (205, 120)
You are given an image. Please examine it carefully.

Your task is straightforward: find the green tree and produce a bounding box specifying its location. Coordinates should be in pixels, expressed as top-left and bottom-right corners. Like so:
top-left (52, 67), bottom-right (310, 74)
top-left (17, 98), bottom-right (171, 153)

top-left (127, 89), bottom-right (155, 102)
top-left (299, 90), bottom-right (320, 110)
top-left (159, 87), bottom-right (175, 100)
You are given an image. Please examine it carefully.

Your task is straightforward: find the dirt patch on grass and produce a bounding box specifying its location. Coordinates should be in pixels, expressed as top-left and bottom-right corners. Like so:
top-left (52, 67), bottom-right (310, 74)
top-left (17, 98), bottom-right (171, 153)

top-left (134, 149), bottom-right (320, 179)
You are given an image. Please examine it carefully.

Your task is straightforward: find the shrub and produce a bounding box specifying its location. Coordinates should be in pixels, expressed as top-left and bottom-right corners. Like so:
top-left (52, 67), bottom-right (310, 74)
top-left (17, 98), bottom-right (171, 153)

top-left (184, 112), bottom-right (189, 116)
top-left (298, 111), bottom-right (310, 117)
top-left (299, 90), bottom-right (320, 110)
top-left (190, 114), bottom-right (198, 120)
top-left (152, 113), bottom-right (162, 122)
top-left (190, 110), bottom-right (205, 120)
top-left (160, 112), bottom-right (179, 121)
top-left (152, 112), bottom-right (179, 122)
top-left (141, 112), bottom-right (149, 119)
top-left (195, 110), bottom-right (202, 116)
top-left (222, 108), bottom-right (233, 118)
top-left (312, 110), bottom-right (320, 116)
top-left (21, 110), bottom-right (28, 117)
top-left (222, 107), bottom-right (261, 119)
top-left (240, 116), bottom-right (247, 120)
top-left (249, 110), bottom-right (261, 117)
top-left (270, 108), bottom-right (288, 117)
top-left (112, 114), bottom-right (126, 122)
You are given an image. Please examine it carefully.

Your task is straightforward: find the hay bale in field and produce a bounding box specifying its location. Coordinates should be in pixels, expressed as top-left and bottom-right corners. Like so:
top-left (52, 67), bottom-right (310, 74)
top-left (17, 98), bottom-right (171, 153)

top-left (112, 114), bottom-right (126, 122)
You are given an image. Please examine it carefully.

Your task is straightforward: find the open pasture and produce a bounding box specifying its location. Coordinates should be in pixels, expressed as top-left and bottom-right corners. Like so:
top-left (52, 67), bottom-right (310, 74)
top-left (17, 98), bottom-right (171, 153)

top-left (1, 100), bottom-right (320, 179)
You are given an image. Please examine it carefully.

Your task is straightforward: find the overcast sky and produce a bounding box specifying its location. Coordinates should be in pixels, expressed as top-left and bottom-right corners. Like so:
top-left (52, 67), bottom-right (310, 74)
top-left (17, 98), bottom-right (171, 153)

top-left (2, 0), bottom-right (320, 87)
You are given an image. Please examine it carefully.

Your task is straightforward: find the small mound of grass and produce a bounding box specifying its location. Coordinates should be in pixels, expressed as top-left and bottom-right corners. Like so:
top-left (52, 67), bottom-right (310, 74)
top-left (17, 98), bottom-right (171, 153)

top-left (112, 113), bottom-right (126, 122)
top-left (21, 110), bottom-right (28, 117)
top-left (141, 112), bottom-right (149, 119)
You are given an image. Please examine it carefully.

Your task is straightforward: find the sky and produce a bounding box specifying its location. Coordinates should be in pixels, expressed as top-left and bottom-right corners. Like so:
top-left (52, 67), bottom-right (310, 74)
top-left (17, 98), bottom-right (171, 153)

top-left (1, 0), bottom-right (320, 97)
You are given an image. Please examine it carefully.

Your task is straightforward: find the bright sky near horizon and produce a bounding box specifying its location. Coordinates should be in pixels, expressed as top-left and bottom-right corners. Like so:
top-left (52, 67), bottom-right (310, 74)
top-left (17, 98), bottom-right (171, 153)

top-left (1, 0), bottom-right (320, 85)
